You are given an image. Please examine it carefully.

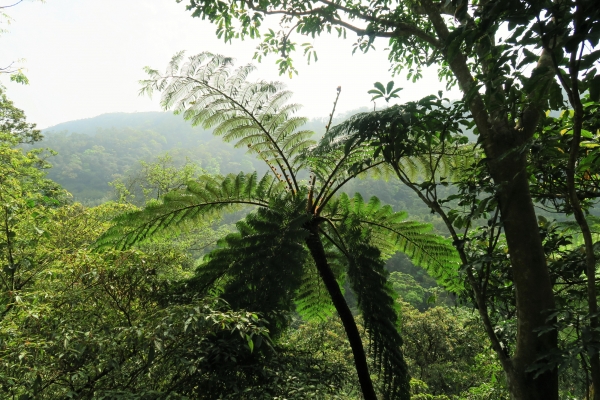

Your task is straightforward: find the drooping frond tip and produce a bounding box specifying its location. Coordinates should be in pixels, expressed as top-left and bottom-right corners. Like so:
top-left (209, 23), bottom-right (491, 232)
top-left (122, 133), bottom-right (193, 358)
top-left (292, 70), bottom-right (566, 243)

top-left (140, 51), bottom-right (317, 192)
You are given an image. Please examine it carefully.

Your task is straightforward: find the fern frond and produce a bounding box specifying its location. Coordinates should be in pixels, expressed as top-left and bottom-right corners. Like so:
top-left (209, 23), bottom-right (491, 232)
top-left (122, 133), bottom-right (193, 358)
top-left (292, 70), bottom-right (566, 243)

top-left (321, 213), bottom-right (410, 399)
top-left (191, 197), bottom-right (311, 333)
top-left (141, 52), bottom-right (317, 190)
top-left (96, 172), bottom-right (285, 250)
top-left (294, 258), bottom-right (336, 321)
top-left (322, 193), bottom-right (462, 292)
top-left (303, 129), bottom-right (393, 212)
top-left (294, 225), bottom-right (348, 322)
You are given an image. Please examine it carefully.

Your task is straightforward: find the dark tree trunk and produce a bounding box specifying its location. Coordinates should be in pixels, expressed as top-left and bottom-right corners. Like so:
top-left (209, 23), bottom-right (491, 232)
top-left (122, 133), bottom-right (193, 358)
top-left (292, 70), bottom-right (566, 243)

top-left (424, 2), bottom-right (560, 393)
top-left (304, 226), bottom-right (378, 400)
top-left (488, 147), bottom-right (558, 400)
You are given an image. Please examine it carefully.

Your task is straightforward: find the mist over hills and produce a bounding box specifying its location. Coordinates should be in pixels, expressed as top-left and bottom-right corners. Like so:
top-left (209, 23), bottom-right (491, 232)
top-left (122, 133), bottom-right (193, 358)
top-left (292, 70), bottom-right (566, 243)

top-left (43, 112), bottom-right (213, 143)
top-left (36, 111), bottom-right (340, 202)
top-left (35, 109), bottom-right (443, 229)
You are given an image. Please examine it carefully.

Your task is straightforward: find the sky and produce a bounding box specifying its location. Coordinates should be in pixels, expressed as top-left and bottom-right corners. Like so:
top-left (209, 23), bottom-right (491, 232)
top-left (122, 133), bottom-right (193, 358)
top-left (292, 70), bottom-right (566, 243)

top-left (2, 0), bottom-right (458, 129)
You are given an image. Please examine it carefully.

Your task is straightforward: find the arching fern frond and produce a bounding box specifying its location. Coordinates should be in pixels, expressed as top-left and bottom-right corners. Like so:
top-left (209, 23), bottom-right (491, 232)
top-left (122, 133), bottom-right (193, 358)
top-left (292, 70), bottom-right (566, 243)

top-left (321, 211), bottom-right (410, 400)
top-left (96, 172), bottom-right (285, 250)
top-left (186, 196), bottom-right (311, 334)
top-left (141, 52), bottom-right (317, 191)
top-left (322, 193), bottom-right (462, 292)
top-left (302, 128), bottom-right (394, 214)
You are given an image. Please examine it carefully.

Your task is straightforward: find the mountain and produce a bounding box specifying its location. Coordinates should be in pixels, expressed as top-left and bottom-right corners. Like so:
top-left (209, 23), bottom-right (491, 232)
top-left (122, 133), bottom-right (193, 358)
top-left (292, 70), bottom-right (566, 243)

top-left (43, 111), bottom-right (214, 145)
top-left (34, 110), bottom-right (448, 231)
top-left (37, 112), bottom-right (266, 202)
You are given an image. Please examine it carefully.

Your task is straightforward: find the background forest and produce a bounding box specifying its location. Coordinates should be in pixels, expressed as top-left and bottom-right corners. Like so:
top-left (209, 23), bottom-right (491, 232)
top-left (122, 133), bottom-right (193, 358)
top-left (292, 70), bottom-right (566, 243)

top-left (2, 0), bottom-right (600, 399)
top-left (1, 87), bottom-right (503, 399)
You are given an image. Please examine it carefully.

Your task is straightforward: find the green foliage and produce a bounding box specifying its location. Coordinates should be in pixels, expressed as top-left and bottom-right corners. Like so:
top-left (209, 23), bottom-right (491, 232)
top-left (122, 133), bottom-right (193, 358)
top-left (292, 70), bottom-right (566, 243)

top-left (98, 171), bottom-right (283, 249)
top-left (0, 91), bottom-right (64, 325)
top-left (401, 303), bottom-right (508, 399)
top-left (0, 85), bottom-right (42, 145)
top-left (529, 98), bottom-right (600, 214)
top-left (294, 255), bottom-right (338, 322)
top-left (389, 271), bottom-right (427, 309)
top-left (0, 200), bottom-right (272, 399)
top-left (368, 81), bottom-right (403, 104)
top-left (97, 52), bottom-right (462, 399)
top-left (334, 211), bottom-right (410, 397)
top-left (35, 114), bottom-right (264, 202)
top-left (110, 152), bottom-right (202, 205)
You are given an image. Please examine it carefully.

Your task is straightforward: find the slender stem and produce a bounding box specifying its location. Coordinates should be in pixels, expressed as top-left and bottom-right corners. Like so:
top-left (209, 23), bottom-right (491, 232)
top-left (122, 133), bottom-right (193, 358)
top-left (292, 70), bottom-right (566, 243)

top-left (304, 225), bottom-right (377, 400)
top-left (0, 0), bottom-right (23, 10)
top-left (561, 25), bottom-right (600, 399)
top-left (325, 86), bottom-right (341, 135)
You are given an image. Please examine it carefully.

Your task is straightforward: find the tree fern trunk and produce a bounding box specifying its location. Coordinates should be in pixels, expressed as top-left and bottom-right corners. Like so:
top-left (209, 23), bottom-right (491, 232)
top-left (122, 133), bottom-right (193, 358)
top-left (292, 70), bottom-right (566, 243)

top-left (305, 227), bottom-right (378, 400)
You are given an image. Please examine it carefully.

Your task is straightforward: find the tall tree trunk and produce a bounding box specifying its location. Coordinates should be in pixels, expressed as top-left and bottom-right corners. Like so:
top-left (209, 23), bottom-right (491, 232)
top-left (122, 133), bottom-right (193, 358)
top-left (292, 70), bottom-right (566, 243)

top-left (489, 147), bottom-right (558, 400)
top-left (565, 87), bottom-right (600, 400)
top-left (305, 227), bottom-right (378, 400)
top-left (422, 0), bottom-right (559, 395)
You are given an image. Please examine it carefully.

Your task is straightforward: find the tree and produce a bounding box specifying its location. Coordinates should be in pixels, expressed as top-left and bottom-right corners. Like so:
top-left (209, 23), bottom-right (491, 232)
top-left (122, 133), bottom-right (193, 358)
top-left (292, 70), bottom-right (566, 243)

top-left (0, 203), bottom-right (274, 399)
top-left (0, 85), bottom-right (62, 323)
top-left (400, 302), bottom-right (507, 399)
top-left (110, 152), bottom-right (201, 205)
top-left (175, 1), bottom-right (600, 398)
top-left (98, 52), bottom-right (459, 399)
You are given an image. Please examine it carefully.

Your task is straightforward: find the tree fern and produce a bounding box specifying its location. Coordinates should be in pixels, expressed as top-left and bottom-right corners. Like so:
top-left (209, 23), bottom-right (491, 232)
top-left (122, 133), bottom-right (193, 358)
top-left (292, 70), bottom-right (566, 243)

top-left (98, 52), bottom-right (470, 400)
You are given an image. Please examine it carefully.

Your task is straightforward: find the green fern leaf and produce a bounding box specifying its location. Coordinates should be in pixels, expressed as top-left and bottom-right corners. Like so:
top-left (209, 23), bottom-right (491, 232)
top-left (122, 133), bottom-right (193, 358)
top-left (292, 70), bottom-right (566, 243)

top-left (141, 52), bottom-right (317, 189)
top-left (322, 193), bottom-right (462, 292)
top-left (95, 172), bottom-right (285, 250)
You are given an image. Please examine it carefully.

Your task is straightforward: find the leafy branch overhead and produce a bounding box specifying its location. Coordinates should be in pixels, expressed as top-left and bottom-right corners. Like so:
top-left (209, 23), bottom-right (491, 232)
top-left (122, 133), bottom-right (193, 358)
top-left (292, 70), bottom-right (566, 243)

top-left (99, 52), bottom-right (461, 400)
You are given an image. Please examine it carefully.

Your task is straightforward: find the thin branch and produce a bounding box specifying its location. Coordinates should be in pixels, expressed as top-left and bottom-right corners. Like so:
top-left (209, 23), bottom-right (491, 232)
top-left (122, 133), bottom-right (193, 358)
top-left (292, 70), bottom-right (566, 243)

top-left (330, 17), bottom-right (441, 49)
top-left (0, 0), bottom-right (23, 9)
top-left (245, 0), bottom-right (441, 48)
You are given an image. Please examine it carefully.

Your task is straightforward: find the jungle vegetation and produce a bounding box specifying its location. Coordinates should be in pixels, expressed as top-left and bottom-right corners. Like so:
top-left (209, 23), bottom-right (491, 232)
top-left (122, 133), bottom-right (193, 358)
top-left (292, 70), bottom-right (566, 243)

top-left (1, 0), bottom-right (600, 399)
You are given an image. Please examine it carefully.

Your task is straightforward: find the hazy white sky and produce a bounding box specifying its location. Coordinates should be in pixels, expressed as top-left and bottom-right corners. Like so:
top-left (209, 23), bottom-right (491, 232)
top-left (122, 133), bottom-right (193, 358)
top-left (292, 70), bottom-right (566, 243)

top-left (2, 0), bottom-right (457, 129)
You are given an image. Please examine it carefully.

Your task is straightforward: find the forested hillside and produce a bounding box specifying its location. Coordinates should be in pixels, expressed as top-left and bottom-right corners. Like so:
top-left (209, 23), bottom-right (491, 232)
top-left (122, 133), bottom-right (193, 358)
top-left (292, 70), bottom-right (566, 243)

top-left (3, 0), bottom-right (600, 399)
top-left (37, 112), bottom-right (265, 202)
top-left (36, 111), bottom-right (438, 223)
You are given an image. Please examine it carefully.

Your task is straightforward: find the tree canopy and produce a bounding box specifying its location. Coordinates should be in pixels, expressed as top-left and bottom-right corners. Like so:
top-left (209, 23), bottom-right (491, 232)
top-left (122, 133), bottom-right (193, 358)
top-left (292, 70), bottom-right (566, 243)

top-left (175, 1), bottom-right (600, 399)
